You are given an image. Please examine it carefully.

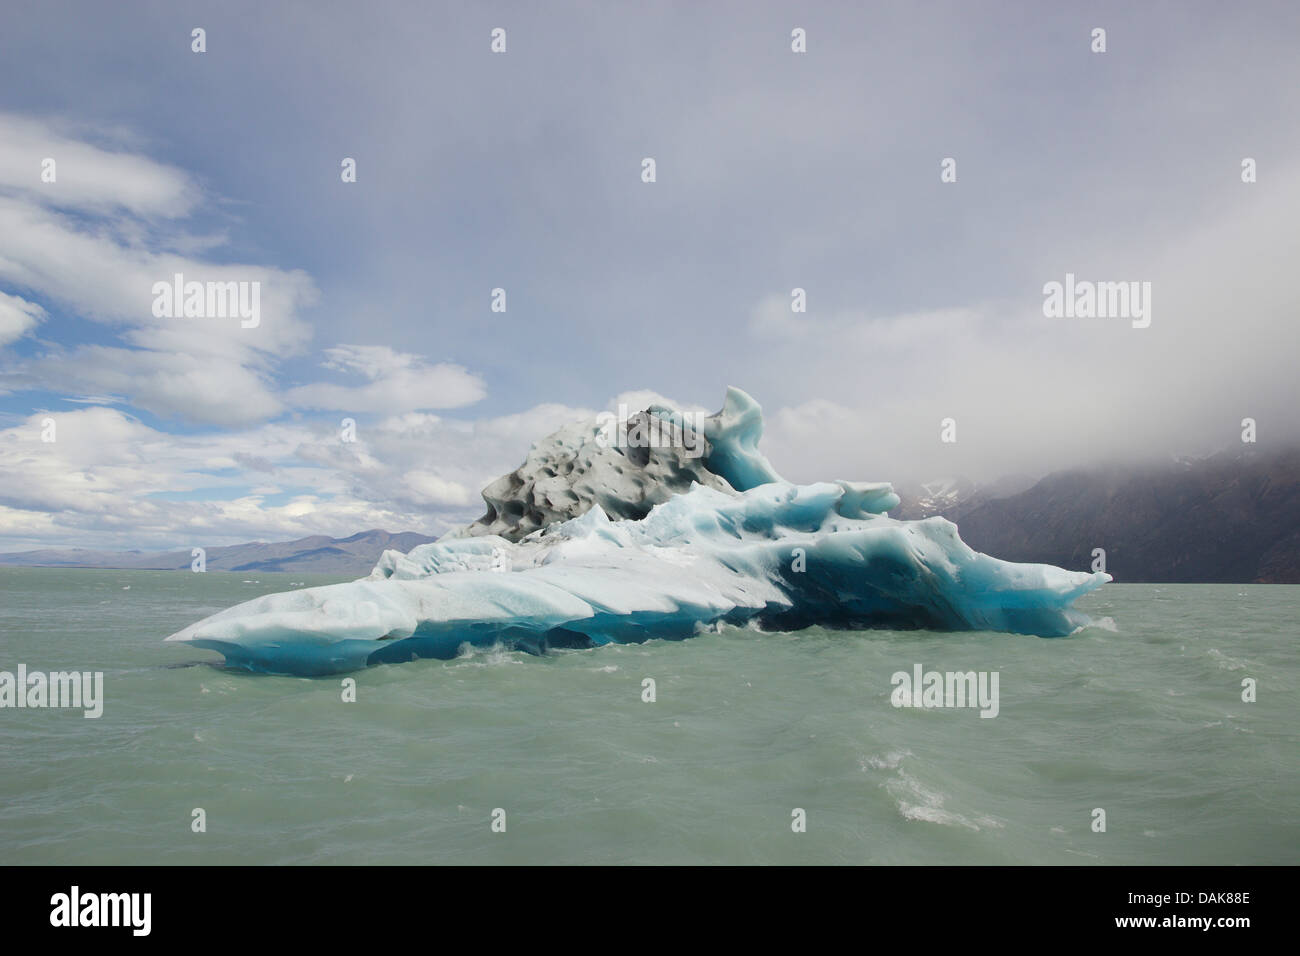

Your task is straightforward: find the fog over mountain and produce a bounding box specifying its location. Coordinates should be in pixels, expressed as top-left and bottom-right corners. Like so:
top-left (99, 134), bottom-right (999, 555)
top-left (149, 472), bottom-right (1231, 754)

top-left (891, 445), bottom-right (1300, 583)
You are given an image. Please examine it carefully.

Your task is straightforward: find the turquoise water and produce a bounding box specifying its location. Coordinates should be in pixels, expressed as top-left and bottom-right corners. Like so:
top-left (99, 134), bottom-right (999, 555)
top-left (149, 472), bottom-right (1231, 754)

top-left (0, 568), bottom-right (1295, 864)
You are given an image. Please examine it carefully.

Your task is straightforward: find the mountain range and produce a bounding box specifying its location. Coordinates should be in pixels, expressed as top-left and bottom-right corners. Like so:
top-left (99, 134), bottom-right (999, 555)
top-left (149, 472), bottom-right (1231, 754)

top-left (0, 529), bottom-right (435, 575)
top-left (890, 446), bottom-right (1300, 583)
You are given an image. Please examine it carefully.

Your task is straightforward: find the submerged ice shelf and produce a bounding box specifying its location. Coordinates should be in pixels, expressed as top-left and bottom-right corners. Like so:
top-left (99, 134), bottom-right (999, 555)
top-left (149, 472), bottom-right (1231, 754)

top-left (166, 388), bottom-right (1109, 674)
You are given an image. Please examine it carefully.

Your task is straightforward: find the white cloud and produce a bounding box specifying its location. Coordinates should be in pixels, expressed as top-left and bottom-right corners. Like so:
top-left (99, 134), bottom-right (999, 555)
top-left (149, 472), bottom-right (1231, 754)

top-left (0, 114), bottom-right (319, 427)
top-left (285, 345), bottom-right (486, 413)
top-left (0, 112), bottom-right (198, 218)
top-left (0, 193), bottom-right (317, 351)
top-left (16, 346), bottom-right (285, 425)
top-left (0, 398), bottom-right (601, 551)
top-left (401, 472), bottom-right (475, 508)
top-left (0, 291), bottom-right (44, 347)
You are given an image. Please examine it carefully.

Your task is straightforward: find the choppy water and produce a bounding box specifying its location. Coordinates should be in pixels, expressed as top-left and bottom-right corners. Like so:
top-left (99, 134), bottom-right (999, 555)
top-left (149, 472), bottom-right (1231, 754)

top-left (0, 567), bottom-right (1295, 864)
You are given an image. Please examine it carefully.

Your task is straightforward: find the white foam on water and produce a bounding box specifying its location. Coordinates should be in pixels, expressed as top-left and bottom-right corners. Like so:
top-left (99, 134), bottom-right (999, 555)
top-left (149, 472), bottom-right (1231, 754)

top-left (887, 771), bottom-right (984, 830)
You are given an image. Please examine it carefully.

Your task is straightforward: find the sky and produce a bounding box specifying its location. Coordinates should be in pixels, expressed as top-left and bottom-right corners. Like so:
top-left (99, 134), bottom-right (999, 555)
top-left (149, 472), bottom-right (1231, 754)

top-left (0, 0), bottom-right (1297, 551)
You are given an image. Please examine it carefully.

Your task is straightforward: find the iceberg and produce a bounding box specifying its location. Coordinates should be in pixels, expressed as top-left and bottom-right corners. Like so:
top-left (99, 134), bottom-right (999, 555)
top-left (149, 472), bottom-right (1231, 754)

top-left (166, 388), bottom-right (1109, 675)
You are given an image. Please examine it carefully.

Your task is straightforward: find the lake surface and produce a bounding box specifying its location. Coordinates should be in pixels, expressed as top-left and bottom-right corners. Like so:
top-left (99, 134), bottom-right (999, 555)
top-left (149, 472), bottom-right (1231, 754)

top-left (0, 568), bottom-right (1295, 864)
